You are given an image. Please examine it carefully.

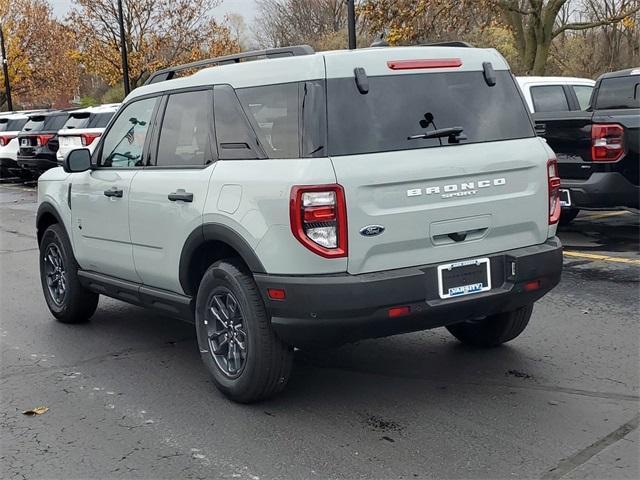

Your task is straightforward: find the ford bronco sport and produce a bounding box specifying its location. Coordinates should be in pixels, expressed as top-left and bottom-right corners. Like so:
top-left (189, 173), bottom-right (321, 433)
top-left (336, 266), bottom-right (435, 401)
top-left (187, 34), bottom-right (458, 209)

top-left (37, 44), bottom-right (563, 403)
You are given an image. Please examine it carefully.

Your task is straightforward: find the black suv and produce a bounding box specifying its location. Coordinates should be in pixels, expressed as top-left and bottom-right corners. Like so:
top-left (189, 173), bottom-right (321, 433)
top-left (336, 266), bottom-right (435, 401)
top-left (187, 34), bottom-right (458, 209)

top-left (17, 111), bottom-right (71, 177)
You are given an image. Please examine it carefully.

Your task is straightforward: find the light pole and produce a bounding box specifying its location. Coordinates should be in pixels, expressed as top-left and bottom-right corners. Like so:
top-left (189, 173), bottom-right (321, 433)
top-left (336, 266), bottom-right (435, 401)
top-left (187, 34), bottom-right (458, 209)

top-left (347, 0), bottom-right (356, 49)
top-left (0, 23), bottom-right (13, 111)
top-left (117, 0), bottom-right (131, 95)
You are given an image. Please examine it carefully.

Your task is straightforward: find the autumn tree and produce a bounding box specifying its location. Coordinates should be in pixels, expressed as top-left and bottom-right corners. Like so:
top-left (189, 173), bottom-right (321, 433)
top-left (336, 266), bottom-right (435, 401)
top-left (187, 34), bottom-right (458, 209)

top-left (0, 0), bottom-right (80, 109)
top-left (67, 0), bottom-right (241, 90)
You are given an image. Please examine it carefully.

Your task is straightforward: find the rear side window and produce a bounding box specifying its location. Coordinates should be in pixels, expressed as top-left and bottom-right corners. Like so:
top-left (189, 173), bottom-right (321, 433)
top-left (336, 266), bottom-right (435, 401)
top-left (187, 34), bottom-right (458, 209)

top-left (572, 85), bottom-right (593, 110)
top-left (0, 117), bottom-right (28, 132)
top-left (237, 83), bottom-right (300, 159)
top-left (214, 85), bottom-right (263, 160)
top-left (156, 90), bottom-right (214, 167)
top-left (327, 71), bottom-right (534, 156)
top-left (88, 112), bottom-right (116, 128)
top-left (530, 86), bottom-right (570, 112)
top-left (44, 114), bottom-right (69, 131)
top-left (595, 76), bottom-right (640, 109)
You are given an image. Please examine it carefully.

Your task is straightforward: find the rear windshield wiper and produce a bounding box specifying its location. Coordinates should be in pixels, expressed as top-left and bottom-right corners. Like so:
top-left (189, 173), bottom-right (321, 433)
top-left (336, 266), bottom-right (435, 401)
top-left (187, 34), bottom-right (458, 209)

top-left (408, 126), bottom-right (466, 143)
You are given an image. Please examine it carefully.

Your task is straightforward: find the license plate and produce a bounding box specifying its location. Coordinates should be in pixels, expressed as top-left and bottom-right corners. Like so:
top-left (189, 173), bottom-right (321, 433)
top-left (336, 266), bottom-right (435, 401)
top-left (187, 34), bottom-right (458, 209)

top-left (20, 138), bottom-right (29, 147)
top-left (437, 258), bottom-right (491, 299)
top-left (559, 189), bottom-right (571, 207)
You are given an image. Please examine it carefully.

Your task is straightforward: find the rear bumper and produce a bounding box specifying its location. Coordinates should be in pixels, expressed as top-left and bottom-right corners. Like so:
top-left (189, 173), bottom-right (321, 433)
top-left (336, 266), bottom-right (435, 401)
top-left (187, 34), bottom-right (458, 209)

top-left (17, 154), bottom-right (58, 173)
top-left (255, 238), bottom-right (563, 347)
top-left (563, 172), bottom-right (639, 209)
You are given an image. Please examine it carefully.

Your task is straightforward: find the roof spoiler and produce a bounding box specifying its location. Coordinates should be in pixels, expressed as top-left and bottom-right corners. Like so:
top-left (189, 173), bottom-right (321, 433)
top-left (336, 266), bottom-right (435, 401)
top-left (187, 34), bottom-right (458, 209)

top-left (144, 45), bottom-right (316, 86)
top-left (420, 41), bottom-right (474, 48)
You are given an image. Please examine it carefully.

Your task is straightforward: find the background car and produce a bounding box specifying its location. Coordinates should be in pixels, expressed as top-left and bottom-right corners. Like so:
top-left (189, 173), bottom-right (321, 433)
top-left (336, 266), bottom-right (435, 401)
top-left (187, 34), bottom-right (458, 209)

top-left (0, 112), bottom-right (32, 178)
top-left (516, 76), bottom-right (595, 113)
top-left (56, 104), bottom-right (120, 163)
top-left (16, 110), bottom-right (72, 177)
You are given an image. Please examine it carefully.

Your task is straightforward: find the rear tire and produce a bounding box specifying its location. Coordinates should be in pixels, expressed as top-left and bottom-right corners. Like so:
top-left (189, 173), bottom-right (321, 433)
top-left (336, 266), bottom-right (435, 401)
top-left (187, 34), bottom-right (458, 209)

top-left (559, 208), bottom-right (580, 226)
top-left (195, 259), bottom-right (293, 403)
top-left (39, 224), bottom-right (99, 323)
top-left (446, 304), bottom-right (534, 348)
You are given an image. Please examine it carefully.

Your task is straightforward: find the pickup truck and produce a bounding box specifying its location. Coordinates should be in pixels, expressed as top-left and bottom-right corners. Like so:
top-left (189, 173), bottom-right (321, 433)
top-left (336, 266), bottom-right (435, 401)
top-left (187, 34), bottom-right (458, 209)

top-left (532, 68), bottom-right (639, 224)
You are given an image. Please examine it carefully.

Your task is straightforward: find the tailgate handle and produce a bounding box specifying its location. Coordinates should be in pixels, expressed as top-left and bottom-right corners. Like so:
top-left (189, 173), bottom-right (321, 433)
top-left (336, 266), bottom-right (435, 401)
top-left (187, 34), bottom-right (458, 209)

top-left (448, 232), bottom-right (468, 242)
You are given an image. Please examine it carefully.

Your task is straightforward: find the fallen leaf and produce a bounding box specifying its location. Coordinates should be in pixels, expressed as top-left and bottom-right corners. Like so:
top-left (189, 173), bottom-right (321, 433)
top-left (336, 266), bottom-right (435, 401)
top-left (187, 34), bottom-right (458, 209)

top-left (23, 406), bottom-right (49, 416)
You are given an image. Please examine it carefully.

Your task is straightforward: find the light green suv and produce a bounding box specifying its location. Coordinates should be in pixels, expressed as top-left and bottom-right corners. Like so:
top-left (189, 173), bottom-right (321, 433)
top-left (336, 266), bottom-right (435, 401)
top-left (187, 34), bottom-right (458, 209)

top-left (36, 44), bottom-right (563, 403)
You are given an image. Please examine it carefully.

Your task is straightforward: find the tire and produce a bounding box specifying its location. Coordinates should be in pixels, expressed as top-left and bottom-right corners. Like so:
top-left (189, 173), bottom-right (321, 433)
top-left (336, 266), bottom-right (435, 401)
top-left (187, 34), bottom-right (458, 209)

top-left (446, 304), bottom-right (534, 348)
top-left (39, 224), bottom-right (99, 323)
top-left (559, 208), bottom-right (580, 226)
top-left (195, 259), bottom-right (293, 403)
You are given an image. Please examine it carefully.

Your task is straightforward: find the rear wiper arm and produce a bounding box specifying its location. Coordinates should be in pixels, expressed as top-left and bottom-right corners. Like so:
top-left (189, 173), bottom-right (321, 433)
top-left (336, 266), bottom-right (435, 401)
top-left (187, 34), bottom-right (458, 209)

top-left (408, 126), bottom-right (465, 142)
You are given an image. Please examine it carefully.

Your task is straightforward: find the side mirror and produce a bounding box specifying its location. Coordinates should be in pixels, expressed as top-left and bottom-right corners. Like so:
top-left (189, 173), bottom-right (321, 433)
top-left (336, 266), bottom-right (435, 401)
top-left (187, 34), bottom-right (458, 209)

top-left (63, 148), bottom-right (92, 173)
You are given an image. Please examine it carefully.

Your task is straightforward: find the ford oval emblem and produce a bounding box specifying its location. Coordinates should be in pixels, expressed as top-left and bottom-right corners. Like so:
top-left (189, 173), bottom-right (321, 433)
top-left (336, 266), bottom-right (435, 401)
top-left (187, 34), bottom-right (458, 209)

top-left (359, 225), bottom-right (385, 237)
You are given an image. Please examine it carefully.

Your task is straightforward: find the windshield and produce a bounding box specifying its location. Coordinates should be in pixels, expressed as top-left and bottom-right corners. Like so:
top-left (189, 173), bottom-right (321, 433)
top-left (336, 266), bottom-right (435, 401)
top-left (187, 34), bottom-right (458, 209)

top-left (0, 117), bottom-right (28, 132)
top-left (327, 70), bottom-right (534, 156)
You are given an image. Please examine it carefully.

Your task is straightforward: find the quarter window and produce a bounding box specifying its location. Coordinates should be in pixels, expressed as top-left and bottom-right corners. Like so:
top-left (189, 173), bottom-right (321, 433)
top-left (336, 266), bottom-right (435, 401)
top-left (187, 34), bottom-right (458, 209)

top-left (572, 85), bottom-right (593, 110)
top-left (156, 90), bottom-right (214, 167)
top-left (213, 85), bottom-right (263, 160)
top-left (99, 97), bottom-right (157, 168)
top-left (530, 86), bottom-right (570, 112)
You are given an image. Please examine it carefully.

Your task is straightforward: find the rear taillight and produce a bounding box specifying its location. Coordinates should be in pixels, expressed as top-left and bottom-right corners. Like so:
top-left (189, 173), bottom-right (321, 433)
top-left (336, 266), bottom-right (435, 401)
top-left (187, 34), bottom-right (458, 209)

top-left (81, 132), bottom-right (102, 146)
top-left (0, 135), bottom-right (15, 146)
top-left (36, 134), bottom-right (54, 146)
top-left (548, 158), bottom-right (561, 225)
top-left (592, 124), bottom-right (624, 162)
top-left (290, 185), bottom-right (347, 258)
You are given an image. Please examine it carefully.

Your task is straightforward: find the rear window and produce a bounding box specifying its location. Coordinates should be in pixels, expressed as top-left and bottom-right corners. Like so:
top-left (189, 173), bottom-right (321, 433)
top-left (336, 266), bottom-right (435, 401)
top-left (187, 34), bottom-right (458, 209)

top-left (88, 112), bottom-right (116, 128)
top-left (327, 71), bottom-right (534, 156)
top-left (62, 112), bottom-right (91, 130)
top-left (25, 114), bottom-right (69, 132)
top-left (22, 116), bottom-right (46, 132)
top-left (0, 117), bottom-right (28, 132)
top-left (595, 76), bottom-right (640, 110)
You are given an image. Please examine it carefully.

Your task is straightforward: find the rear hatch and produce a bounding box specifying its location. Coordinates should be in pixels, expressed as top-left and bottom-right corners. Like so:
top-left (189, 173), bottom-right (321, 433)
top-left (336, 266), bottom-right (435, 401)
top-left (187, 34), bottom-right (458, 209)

top-left (18, 114), bottom-right (69, 157)
top-left (324, 47), bottom-right (550, 274)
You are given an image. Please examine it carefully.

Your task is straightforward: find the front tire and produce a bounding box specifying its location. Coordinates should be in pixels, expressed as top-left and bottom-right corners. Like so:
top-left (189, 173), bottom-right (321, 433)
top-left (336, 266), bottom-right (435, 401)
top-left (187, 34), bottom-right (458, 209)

top-left (195, 259), bottom-right (293, 403)
top-left (39, 224), bottom-right (99, 323)
top-left (446, 304), bottom-right (534, 347)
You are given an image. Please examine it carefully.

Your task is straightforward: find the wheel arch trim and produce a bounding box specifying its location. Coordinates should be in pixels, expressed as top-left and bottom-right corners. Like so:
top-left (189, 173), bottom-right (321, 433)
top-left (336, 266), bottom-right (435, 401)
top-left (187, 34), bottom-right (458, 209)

top-left (36, 202), bottom-right (67, 246)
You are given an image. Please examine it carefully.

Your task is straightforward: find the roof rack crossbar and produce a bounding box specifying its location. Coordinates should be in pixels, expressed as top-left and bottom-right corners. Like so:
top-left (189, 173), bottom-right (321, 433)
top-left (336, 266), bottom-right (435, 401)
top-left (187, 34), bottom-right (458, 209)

top-left (420, 41), bottom-right (474, 48)
top-left (144, 45), bottom-right (315, 85)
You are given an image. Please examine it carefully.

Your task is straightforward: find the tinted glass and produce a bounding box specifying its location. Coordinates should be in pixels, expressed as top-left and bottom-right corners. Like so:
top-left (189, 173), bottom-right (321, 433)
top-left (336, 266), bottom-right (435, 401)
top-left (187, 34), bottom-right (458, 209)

top-left (530, 86), bottom-right (570, 112)
top-left (156, 90), bottom-right (213, 167)
top-left (0, 117), bottom-right (28, 132)
top-left (88, 112), bottom-right (116, 128)
top-left (572, 85), bottom-right (593, 110)
top-left (214, 85), bottom-right (263, 160)
top-left (327, 71), bottom-right (534, 156)
top-left (237, 83), bottom-right (300, 158)
top-left (595, 76), bottom-right (640, 109)
top-left (22, 116), bottom-right (46, 132)
top-left (62, 113), bottom-right (91, 130)
top-left (100, 97), bottom-right (156, 168)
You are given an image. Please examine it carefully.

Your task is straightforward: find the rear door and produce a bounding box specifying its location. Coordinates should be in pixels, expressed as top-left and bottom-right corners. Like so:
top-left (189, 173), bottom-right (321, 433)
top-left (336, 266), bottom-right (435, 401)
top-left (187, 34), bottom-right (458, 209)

top-left (324, 51), bottom-right (550, 274)
top-left (129, 88), bottom-right (216, 293)
top-left (71, 96), bottom-right (158, 281)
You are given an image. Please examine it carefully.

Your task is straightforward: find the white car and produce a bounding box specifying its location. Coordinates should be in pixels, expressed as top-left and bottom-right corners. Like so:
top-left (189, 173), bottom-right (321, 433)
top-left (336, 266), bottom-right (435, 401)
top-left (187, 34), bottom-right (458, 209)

top-left (56, 104), bottom-right (120, 163)
top-left (516, 76), bottom-right (595, 113)
top-left (0, 112), bottom-right (36, 178)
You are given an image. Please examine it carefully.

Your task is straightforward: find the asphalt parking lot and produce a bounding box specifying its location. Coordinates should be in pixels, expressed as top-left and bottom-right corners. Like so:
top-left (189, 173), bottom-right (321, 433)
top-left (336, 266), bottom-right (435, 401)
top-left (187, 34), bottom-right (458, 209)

top-left (1, 184), bottom-right (638, 480)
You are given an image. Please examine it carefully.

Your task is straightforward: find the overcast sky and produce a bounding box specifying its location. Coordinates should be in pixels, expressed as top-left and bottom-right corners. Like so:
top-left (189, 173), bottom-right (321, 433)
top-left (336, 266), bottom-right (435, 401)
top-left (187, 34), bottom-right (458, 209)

top-left (49, 0), bottom-right (257, 23)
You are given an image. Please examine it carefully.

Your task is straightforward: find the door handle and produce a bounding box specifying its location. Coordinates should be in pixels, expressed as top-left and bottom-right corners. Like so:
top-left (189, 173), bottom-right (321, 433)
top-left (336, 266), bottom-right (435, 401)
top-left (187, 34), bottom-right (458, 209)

top-left (104, 187), bottom-right (123, 198)
top-left (168, 189), bottom-right (194, 202)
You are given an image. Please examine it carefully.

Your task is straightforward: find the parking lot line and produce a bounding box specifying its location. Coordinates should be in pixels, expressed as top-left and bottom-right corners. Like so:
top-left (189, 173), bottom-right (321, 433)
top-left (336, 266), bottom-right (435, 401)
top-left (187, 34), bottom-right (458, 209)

top-left (583, 211), bottom-right (630, 221)
top-left (564, 251), bottom-right (640, 265)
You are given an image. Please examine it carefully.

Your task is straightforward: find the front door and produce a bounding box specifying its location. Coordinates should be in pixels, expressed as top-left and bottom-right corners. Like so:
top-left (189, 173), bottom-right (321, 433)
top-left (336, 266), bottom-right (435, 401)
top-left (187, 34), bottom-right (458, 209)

top-left (71, 96), bottom-right (159, 281)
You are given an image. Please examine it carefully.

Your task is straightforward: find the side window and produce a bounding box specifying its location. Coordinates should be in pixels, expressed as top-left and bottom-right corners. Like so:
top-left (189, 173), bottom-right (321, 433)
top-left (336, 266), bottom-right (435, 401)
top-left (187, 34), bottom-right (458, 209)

top-left (99, 97), bottom-right (157, 168)
top-left (572, 85), bottom-right (593, 110)
top-left (213, 85), bottom-right (263, 160)
top-left (236, 83), bottom-right (300, 159)
top-left (156, 90), bottom-right (214, 167)
top-left (530, 86), bottom-right (570, 112)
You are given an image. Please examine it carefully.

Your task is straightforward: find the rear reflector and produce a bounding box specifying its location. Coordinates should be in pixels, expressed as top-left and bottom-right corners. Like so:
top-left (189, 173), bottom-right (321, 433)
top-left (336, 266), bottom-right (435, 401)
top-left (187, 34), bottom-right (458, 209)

top-left (524, 280), bottom-right (541, 292)
top-left (388, 306), bottom-right (411, 318)
top-left (387, 58), bottom-right (462, 70)
top-left (267, 288), bottom-right (286, 300)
